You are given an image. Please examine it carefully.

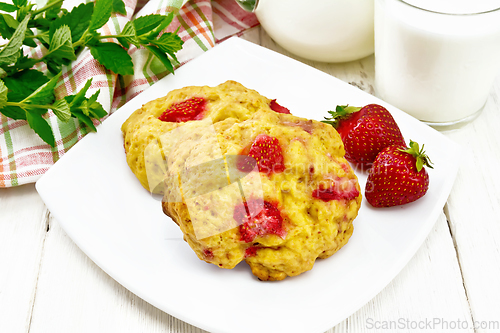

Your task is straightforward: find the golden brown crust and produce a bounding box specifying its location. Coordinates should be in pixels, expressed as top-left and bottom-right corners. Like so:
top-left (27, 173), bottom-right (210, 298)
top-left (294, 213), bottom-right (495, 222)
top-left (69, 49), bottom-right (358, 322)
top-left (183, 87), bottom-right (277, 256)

top-left (122, 80), bottom-right (362, 280)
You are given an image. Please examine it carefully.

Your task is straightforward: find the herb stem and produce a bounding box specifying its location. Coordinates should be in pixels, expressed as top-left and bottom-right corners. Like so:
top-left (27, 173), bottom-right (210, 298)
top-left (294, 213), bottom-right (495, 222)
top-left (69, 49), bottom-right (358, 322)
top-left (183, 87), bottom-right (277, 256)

top-left (72, 28), bottom-right (90, 48)
top-left (25, 32), bottom-right (49, 41)
top-left (32, 0), bottom-right (64, 16)
top-left (95, 34), bottom-right (135, 39)
top-left (7, 102), bottom-right (52, 109)
top-left (0, 32), bottom-right (50, 48)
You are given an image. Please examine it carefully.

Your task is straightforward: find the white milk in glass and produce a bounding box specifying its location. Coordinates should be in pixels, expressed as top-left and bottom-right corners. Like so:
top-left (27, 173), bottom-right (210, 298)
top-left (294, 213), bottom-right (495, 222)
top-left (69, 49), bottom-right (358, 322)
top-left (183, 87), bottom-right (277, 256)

top-left (255, 0), bottom-right (374, 63)
top-left (375, 0), bottom-right (500, 126)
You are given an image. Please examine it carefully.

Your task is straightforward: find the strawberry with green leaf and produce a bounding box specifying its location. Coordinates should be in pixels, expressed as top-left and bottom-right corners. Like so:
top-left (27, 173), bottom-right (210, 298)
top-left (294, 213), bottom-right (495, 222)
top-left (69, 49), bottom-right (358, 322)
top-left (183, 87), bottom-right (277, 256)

top-left (322, 104), bottom-right (405, 168)
top-left (365, 140), bottom-right (433, 207)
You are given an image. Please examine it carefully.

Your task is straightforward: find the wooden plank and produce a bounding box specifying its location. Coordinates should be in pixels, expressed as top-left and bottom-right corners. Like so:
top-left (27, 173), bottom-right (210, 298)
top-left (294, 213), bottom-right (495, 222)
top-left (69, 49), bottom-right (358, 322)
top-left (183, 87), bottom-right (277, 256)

top-left (328, 214), bottom-right (473, 332)
top-left (443, 75), bottom-right (500, 332)
top-left (28, 216), bottom-right (207, 333)
top-left (0, 184), bottom-right (49, 333)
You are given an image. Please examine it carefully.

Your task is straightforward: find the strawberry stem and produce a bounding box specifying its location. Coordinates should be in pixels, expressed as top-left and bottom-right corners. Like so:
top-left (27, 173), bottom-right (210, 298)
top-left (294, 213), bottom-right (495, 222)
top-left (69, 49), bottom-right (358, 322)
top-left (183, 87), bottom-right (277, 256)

top-left (322, 105), bottom-right (362, 128)
top-left (400, 140), bottom-right (433, 172)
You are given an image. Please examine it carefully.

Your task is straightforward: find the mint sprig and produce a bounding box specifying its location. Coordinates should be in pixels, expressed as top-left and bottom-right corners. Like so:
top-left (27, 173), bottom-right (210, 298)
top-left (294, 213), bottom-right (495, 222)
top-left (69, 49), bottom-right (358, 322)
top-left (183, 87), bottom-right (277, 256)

top-left (0, 0), bottom-right (184, 146)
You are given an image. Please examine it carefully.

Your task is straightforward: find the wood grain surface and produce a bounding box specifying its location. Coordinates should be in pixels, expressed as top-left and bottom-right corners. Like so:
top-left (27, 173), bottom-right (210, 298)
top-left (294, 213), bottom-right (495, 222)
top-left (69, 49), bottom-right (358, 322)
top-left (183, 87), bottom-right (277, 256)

top-left (1, 26), bottom-right (499, 333)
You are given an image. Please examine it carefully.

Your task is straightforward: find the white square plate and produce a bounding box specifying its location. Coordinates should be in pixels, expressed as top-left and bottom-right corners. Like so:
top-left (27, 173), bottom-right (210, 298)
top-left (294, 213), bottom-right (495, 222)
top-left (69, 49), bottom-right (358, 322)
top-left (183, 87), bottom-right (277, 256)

top-left (36, 37), bottom-right (460, 333)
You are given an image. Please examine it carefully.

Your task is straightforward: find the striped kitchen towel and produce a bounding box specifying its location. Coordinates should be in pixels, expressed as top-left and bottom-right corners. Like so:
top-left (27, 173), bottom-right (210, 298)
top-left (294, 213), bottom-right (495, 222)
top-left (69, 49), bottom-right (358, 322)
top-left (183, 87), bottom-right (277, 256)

top-left (0, 0), bottom-right (258, 187)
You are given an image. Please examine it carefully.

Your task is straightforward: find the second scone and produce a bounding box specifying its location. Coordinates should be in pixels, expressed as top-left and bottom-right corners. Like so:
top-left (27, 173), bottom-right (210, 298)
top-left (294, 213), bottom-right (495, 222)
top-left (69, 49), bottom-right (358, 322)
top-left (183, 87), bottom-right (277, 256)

top-left (122, 81), bottom-right (362, 281)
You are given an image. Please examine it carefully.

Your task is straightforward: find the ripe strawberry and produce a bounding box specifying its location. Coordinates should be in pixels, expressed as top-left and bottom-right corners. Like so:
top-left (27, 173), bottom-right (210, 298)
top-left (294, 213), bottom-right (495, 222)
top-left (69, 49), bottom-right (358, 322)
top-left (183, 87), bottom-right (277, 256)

top-left (365, 140), bottom-right (433, 207)
top-left (158, 97), bottom-right (207, 122)
top-left (323, 104), bottom-right (405, 168)
top-left (237, 134), bottom-right (285, 175)
top-left (233, 200), bottom-right (287, 243)
top-left (270, 99), bottom-right (291, 114)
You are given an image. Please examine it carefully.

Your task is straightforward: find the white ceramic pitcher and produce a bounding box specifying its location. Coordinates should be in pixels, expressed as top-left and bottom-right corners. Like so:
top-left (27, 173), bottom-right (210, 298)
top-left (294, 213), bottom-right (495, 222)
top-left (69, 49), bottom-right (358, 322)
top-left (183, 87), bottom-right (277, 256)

top-left (236, 0), bottom-right (374, 63)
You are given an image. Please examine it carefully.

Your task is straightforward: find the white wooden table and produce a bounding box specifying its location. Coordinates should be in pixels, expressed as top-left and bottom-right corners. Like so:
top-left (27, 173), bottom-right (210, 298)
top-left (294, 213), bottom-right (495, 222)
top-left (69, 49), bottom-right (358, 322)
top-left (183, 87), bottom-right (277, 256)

top-left (2, 27), bottom-right (500, 333)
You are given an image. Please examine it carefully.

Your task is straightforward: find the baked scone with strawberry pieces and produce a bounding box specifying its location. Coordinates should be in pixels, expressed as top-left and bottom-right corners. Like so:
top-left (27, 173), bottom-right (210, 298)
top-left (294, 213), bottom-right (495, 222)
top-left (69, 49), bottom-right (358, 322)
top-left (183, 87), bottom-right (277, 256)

top-left (122, 81), bottom-right (361, 281)
top-left (122, 80), bottom-right (289, 192)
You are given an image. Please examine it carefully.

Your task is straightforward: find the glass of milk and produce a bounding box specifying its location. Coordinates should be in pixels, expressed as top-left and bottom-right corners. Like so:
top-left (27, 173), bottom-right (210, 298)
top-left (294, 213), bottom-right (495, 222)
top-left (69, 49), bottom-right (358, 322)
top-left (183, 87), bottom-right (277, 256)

top-left (374, 0), bottom-right (500, 128)
top-left (254, 0), bottom-right (375, 63)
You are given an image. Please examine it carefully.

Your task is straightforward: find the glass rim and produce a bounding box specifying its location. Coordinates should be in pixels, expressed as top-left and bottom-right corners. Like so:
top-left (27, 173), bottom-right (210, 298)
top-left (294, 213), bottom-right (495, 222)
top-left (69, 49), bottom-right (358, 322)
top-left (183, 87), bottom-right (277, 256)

top-left (397, 0), bottom-right (500, 16)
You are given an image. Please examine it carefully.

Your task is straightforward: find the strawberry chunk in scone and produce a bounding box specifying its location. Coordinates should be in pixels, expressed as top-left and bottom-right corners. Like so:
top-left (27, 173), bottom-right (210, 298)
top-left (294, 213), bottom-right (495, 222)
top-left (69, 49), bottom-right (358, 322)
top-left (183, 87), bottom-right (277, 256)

top-left (237, 134), bottom-right (286, 175)
top-left (270, 99), bottom-right (291, 114)
top-left (233, 200), bottom-right (287, 243)
top-left (158, 97), bottom-right (207, 122)
top-left (312, 181), bottom-right (360, 202)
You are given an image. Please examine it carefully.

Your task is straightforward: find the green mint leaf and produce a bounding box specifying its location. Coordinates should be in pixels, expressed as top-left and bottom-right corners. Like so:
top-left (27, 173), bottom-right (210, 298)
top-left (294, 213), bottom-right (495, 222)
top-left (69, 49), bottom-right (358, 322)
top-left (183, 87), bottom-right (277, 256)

top-left (46, 59), bottom-right (62, 75)
top-left (116, 20), bottom-right (138, 48)
top-left (44, 0), bottom-right (64, 20)
top-left (3, 69), bottom-right (49, 101)
top-left (112, 0), bottom-right (126, 15)
top-left (13, 0), bottom-right (27, 7)
top-left (146, 12), bottom-right (174, 40)
top-left (133, 14), bottom-right (166, 36)
top-left (73, 110), bottom-right (97, 131)
top-left (63, 80), bottom-right (107, 129)
top-left (89, 0), bottom-right (113, 31)
top-left (26, 111), bottom-right (56, 146)
top-left (32, 17), bottom-right (51, 30)
top-left (78, 96), bottom-right (107, 120)
top-left (52, 98), bottom-right (71, 122)
top-left (0, 79), bottom-right (7, 109)
top-left (49, 25), bottom-right (77, 61)
top-left (79, 99), bottom-right (90, 116)
top-left (0, 15), bottom-right (15, 39)
top-left (86, 90), bottom-right (107, 119)
top-left (11, 54), bottom-right (39, 73)
top-left (0, 105), bottom-right (25, 119)
top-left (0, 3), bottom-right (17, 12)
top-left (145, 45), bottom-right (173, 74)
top-left (150, 32), bottom-right (183, 62)
top-left (0, 13), bottom-right (21, 40)
top-left (34, 30), bottom-right (50, 45)
top-left (16, 3), bottom-right (34, 22)
top-left (23, 29), bottom-right (37, 47)
top-left (1, 13), bottom-right (18, 29)
top-left (22, 72), bottom-right (61, 106)
top-left (0, 13), bottom-right (30, 65)
top-left (49, 2), bottom-right (94, 43)
top-left (65, 78), bottom-right (92, 108)
top-left (90, 42), bottom-right (134, 75)
top-left (0, 70), bottom-right (45, 119)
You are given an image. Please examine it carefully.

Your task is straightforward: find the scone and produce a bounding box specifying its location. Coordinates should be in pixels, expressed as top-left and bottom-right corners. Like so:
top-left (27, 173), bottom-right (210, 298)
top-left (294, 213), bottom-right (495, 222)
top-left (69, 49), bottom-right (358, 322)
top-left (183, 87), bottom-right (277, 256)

top-left (121, 81), bottom-right (362, 281)
top-left (122, 80), bottom-right (281, 192)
